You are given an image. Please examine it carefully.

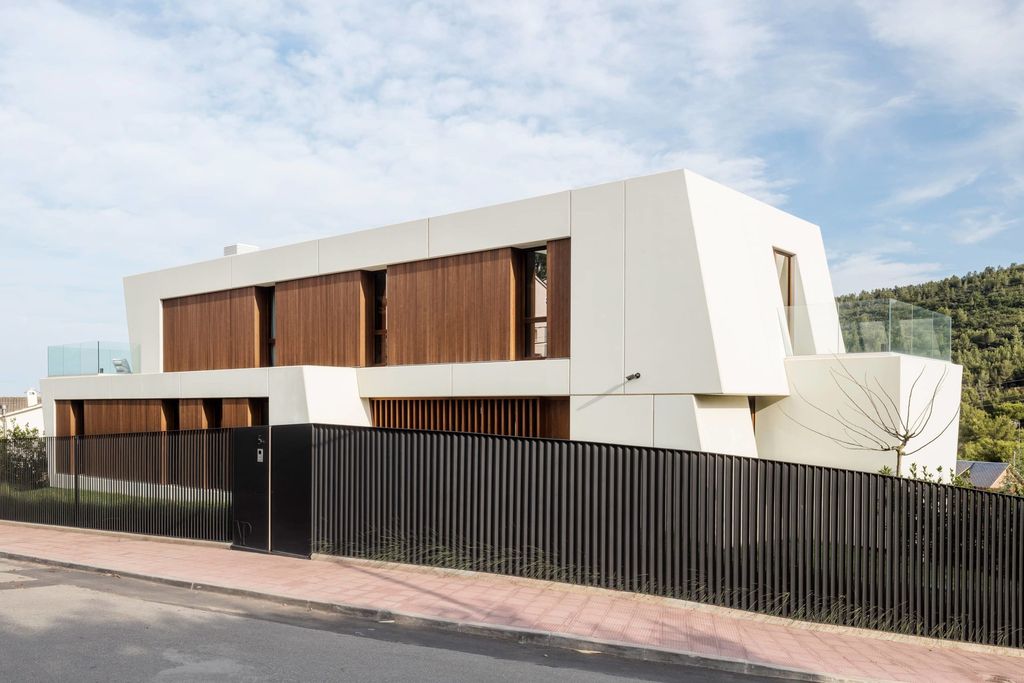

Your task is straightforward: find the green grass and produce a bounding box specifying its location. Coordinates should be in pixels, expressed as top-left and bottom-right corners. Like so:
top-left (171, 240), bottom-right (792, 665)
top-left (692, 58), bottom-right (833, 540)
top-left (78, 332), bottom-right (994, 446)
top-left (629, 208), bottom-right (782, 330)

top-left (0, 482), bottom-right (230, 541)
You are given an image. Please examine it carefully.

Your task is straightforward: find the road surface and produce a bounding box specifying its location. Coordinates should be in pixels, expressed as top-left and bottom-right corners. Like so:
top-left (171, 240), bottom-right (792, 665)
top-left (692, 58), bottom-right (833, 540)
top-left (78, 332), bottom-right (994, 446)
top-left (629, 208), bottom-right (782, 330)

top-left (0, 557), bottom-right (772, 682)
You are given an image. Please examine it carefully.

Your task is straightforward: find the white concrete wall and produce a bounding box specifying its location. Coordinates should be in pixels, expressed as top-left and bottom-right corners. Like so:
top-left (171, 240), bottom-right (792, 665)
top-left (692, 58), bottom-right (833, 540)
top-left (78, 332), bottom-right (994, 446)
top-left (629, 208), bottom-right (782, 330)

top-left (569, 180), bottom-right (625, 397)
top-left (39, 360), bottom-right (570, 433)
top-left (755, 353), bottom-right (963, 480)
top-left (570, 394), bottom-right (654, 446)
top-left (2, 405), bottom-right (44, 434)
top-left (566, 169), bottom-right (840, 446)
top-left (683, 170), bottom-right (840, 394)
top-left (622, 171), bottom-right (722, 395)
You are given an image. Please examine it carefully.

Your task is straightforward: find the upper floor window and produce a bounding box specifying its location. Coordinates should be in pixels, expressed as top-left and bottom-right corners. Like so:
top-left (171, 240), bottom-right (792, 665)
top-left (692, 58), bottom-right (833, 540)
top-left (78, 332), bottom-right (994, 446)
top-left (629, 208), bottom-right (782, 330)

top-left (522, 247), bottom-right (548, 359)
top-left (373, 270), bottom-right (387, 366)
top-left (774, 249), bottom-right (793, 307)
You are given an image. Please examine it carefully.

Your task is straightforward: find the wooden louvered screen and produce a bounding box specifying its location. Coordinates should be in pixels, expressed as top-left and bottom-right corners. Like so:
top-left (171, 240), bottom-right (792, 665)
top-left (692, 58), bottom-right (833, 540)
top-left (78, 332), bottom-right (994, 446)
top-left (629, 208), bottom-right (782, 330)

top-left (370, 397), bottom-right (568, 439)
top-left (387, 249), bottom-right (518, 365)
top-left (162, 287), bottom-right (271, 372)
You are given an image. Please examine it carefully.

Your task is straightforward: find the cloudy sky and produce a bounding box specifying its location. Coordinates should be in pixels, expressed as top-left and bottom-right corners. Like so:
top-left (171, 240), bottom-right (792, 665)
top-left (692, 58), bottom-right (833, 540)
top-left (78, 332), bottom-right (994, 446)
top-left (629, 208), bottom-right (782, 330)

top-left (1, 1), bottom-right (1023, 394)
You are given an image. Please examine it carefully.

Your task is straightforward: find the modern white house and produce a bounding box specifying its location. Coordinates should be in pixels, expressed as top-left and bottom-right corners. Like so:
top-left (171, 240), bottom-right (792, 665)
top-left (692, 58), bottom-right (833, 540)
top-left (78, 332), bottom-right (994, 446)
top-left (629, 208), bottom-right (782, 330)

top-left (39, 169), bottom-right (963, 478)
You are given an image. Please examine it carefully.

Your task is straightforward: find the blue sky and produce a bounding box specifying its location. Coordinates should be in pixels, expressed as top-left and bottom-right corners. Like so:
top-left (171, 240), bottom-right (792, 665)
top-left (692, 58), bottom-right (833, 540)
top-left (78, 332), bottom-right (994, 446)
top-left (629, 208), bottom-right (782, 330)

top-left (1, 1), bottom-right (1023, 395)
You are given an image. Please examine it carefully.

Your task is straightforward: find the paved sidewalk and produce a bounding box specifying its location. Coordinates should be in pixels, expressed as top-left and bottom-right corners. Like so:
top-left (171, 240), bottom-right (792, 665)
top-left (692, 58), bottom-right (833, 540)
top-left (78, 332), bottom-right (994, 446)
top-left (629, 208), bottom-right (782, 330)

top-left (0, 523), bottom-right (1021, 683)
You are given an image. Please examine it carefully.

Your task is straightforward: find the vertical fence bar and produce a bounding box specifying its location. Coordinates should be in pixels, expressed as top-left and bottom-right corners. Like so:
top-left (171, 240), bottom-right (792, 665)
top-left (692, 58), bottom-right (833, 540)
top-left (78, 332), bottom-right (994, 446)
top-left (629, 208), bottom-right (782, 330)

top-left (302, 425), bottom-right (1024, 649)
top-left (0, 432), bottom-right (231, 542)
top-left (4, 427), bottom-right (1022, 650)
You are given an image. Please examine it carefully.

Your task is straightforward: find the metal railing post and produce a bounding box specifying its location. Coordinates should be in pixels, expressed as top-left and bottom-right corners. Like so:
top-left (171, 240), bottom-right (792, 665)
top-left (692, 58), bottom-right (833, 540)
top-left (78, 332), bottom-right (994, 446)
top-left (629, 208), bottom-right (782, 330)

top-left (73, 435), bottom-right (80, 528)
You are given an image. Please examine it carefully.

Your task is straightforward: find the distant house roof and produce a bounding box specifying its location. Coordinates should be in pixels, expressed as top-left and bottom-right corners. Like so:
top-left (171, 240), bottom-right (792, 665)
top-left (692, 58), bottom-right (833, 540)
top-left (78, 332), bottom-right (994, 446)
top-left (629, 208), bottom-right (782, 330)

top-left (956, 460), bottom-right (1011, 490)
top-left (3, 403), bottom-right (41, 418)
top-left (0, 396), bottom-right (30, 412)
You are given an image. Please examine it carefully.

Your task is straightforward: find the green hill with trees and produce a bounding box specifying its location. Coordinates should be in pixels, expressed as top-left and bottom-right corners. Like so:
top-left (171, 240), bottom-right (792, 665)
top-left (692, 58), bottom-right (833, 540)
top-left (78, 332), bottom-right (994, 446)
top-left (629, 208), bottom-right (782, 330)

top-left (838, 263), bottom-right (1024, 463)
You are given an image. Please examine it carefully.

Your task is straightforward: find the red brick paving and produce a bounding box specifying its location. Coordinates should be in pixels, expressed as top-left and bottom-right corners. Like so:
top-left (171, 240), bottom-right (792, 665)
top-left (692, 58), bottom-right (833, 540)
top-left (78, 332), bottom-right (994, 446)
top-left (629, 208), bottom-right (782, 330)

top-left (0, 521), bottom-right (1021, 682)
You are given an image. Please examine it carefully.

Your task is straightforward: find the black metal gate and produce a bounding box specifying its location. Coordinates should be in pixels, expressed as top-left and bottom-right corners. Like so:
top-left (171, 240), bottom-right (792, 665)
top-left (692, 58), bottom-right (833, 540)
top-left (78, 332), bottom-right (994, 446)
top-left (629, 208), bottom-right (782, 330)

top-left (230, 424), bottom-right (312, 557)
top-left (231, 426), bottom-right (269, 552)
top-left (270, 424), bottom-right (312, 557)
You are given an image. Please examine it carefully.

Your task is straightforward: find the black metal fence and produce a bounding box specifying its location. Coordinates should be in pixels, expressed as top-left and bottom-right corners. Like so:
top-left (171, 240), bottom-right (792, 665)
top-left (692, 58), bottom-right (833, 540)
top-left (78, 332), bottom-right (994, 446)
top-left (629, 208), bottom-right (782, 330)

top-left (0, 431), bottom-right (232, 542)
top-left (312, 425), bottom-right (1024, 648)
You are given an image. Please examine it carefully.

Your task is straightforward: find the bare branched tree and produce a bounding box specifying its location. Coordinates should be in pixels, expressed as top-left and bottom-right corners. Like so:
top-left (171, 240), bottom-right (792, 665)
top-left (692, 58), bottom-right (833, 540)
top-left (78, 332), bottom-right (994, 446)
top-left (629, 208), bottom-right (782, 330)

top-left (783, 357), bottom-right (960, 476)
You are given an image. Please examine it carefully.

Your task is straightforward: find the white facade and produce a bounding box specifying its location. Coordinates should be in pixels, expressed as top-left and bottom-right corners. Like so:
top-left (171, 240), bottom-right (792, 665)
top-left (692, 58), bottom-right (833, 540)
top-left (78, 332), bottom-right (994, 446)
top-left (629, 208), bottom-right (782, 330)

top-left (40, 169), bottom-right (963, 477)
top-left (1, 390), bottom-right (44, 435)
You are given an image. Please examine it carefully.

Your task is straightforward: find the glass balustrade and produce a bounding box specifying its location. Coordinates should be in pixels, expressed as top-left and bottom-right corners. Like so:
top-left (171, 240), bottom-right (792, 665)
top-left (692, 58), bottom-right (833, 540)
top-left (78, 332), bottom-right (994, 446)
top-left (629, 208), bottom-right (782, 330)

top-left (47, 342), bottom-right (141, 377)
top-left (781, 299), bottom-right (951, 362)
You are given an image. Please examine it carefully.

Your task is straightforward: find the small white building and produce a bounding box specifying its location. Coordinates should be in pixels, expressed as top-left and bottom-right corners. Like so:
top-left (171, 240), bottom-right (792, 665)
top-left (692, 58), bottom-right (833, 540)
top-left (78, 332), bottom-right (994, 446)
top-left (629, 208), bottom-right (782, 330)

top-left (39, 170), bottom-right (962, 478)
top-left (0, 389), bottom-right (44, 435)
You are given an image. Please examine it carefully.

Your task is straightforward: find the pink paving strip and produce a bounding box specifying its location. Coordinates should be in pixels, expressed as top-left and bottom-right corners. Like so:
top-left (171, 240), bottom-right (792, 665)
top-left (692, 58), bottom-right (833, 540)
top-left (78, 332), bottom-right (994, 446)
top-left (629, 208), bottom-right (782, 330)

top-left (0, 522), bottom-right (1022, 683)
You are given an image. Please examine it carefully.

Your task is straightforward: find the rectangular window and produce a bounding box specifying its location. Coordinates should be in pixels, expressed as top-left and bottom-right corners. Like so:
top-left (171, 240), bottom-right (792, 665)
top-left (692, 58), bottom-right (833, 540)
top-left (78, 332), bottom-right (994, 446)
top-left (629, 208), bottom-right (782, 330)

top-left (373, 270), bottom-right (387, 366)
top-left (774, 249), bottom-right (794, 339)
top-left (522, 247), bottom-right (548, 359)
top-left (774, 249), bottom-right (793, 307)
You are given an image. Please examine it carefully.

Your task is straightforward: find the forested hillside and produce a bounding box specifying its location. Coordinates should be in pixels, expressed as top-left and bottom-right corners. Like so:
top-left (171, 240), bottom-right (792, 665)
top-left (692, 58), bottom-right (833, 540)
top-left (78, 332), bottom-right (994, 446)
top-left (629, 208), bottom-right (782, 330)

top-left (838, 263), bottom-right (1024, 462)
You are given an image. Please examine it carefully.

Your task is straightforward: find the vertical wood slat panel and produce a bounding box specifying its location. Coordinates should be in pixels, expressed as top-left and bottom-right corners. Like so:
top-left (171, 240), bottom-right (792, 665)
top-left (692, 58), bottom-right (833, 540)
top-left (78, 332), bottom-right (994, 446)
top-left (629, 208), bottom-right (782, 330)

top-left (274, 271), bottom-right (373, 367)
top-left (388, 249), bottom-right (517, 365)
top-left (546, 238), bottom-right (571, 358)
top-left (162, 287), bottom-right (268, 372)
top-left (368, 398), bottom-right (569, 439)
top-left (179, 399), bottom-right (209, 430)
top-left (80, 399), bottom-right (166, 436)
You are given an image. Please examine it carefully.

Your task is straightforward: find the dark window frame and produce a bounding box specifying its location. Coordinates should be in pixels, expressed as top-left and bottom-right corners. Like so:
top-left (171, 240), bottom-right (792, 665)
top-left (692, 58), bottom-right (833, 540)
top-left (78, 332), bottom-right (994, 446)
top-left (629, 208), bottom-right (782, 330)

top-left (372, 269), bottom-right (387, 366)
top-left (521, 246), bottom-right (549, 360)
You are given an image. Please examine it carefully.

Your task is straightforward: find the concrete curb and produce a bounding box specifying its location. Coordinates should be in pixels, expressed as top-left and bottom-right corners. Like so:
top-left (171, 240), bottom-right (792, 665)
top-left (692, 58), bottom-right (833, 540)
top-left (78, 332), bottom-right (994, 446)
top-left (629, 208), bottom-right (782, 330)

top-left (0, 550), bottom-right (870, 683)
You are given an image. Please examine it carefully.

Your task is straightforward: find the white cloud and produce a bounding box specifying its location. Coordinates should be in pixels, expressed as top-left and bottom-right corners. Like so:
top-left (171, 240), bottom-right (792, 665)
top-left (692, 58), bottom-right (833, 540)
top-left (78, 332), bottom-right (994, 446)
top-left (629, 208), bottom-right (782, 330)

top-left (857, 0), bottom-right (1024, 109)
top-left (858, 0), bottom-right (1024, 199)
top-left (829, 242), bottom-right (944, 295)
top-left (953, 214), bottom-right (1016, 245)
top-left (1, 0), bottom-right (820, 391)
top-left (0, 1), bottom-right (1021, 392)
top-left (884, 169), bottom-right (980, 207)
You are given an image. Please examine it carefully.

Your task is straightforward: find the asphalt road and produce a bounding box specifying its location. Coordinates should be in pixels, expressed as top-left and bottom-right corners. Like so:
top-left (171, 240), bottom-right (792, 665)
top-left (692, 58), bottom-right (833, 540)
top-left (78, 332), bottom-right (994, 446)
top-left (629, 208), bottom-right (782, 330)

top-left (0, 558), bottom-right (773, 682)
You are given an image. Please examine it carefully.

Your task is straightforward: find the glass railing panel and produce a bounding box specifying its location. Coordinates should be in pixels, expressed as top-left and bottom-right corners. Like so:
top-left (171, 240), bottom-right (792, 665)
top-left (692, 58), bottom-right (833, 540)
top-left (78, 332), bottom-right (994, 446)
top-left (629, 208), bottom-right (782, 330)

top-left (46, 342), bottom-right (140, 377)
top-left (784, 299), bottom-right (951, 362)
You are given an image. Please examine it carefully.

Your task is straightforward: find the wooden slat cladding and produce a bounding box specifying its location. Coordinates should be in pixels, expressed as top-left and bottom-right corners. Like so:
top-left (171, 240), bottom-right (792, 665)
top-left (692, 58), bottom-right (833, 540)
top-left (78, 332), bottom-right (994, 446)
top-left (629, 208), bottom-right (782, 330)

top-left (221, 398), bottom-right (267, 428)
top-left (163, 287), bottom-right (269, 372)
top-left (370, 397), bottom-right (569, 439)
top-left (80, 399), bottom-right (168, 436)
top-left (53, 398), bottom-right (268, 436)
top-left (388, 249), bottom-right (517, 365)
top-left (179, 399), bottom-right (217, 430)
top-left (546, 239), bottom-right (571, 358)
top-left (539, 396), bottom-right (570, 439)
top-left (275, 271), bottom-right (373, 367)
top-left (54, 400), bottom-right (83, 437)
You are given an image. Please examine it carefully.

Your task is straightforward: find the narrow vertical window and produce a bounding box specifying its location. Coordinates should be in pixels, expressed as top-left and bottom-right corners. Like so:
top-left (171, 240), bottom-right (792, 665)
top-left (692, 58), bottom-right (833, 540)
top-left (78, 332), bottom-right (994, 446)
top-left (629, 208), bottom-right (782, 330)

top-left (373, 270), bottom-right (387, 365)
top-left (523, 247), bottom-right (548, 358)
top-left (774, 249), bottom-right (794, 339)
top-left (268, 288), bottom-right (277, 367)
top-left (774, 249), bottom-right (793, 307)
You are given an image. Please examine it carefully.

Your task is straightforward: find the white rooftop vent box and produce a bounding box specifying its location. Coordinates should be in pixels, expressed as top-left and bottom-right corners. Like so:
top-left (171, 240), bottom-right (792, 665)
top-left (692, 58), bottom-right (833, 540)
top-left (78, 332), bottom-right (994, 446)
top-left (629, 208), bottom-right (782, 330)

top-left (224, 243), bottom-right (260, 257)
